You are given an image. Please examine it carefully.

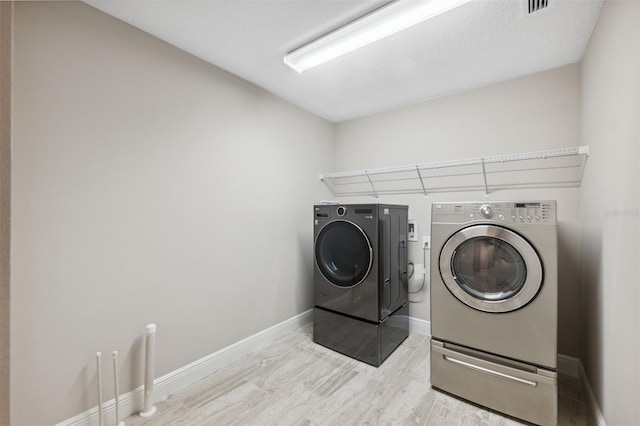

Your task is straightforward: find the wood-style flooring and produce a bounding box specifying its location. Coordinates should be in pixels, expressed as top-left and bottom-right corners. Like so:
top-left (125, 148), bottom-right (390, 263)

top-left (125, 323), bottom-right (592, 425)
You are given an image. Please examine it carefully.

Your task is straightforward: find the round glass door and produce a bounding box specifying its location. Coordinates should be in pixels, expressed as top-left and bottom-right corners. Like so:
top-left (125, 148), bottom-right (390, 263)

top-left (439, 225), bottom-right (543, 313)
top-left (315, 220), bottom-right (373, 288)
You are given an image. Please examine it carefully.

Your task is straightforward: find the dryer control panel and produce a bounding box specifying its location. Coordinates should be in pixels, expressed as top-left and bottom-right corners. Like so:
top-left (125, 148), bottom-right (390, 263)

top-left (432, 201), bottom-right (556, 225)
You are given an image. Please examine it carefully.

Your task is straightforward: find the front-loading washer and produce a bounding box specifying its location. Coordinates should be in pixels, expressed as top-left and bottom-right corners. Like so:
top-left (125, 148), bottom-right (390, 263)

top-left (313, 203), bottom-right (409, 366)
top-left (430, 201), bottom-right (558, 425)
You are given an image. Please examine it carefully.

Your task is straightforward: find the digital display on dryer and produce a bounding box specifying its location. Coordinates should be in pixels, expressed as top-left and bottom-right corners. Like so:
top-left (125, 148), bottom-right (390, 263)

top-left (515, 203), bottom-right (540, 208)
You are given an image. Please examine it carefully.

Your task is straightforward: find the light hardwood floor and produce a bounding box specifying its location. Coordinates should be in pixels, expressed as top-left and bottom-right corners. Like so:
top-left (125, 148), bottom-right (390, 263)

top-left (125, 324), bottom-right (592, 425)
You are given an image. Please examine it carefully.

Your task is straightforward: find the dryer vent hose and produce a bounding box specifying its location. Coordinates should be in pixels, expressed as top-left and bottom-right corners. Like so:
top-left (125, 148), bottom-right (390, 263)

top-left (408, 245), bottom-right (428, 296)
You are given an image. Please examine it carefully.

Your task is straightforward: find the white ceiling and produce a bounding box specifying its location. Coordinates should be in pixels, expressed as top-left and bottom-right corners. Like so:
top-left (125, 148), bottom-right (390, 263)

top-left (84, 0), bottom-right (603, 123)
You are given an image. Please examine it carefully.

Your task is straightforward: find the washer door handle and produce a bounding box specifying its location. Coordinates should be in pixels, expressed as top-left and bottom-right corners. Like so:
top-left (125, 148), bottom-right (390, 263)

top-left (443, 355), bottom-right (538, 387)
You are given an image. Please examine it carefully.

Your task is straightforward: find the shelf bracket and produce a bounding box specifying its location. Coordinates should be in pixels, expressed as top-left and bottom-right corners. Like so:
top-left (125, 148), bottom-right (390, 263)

top-left (365, 170), bottom-right (379, 198)
top-left (481, 159), bottom-right (489, 196)
top-left (416, 166), bottom-right (428, 197)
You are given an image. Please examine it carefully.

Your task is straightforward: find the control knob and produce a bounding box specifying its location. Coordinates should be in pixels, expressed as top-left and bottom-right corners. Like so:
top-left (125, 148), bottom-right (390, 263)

top-left (479, 204), bottom-right (493, 218)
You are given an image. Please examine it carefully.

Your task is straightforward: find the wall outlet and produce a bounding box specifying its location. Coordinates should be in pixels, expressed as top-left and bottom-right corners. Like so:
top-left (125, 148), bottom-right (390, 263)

top-left (408, 219), bottom-right (418, 242)
top-left (423, 236), bottom-right (431, 249)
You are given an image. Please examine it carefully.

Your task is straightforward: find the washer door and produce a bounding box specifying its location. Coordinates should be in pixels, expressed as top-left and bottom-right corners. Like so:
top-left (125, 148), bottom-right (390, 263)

top-left (439, 225), bottom-right (543, 313)
top-left (315, 220), bottom-right (373, 288)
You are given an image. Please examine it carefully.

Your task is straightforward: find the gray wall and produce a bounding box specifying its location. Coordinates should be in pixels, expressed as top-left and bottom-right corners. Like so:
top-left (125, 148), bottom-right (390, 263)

top-left (580, 0), bottom-right (640, 424)
top-left (11, 2), bottom-right (333, 424)
top-left (334, 64), bottom-right (583, 358)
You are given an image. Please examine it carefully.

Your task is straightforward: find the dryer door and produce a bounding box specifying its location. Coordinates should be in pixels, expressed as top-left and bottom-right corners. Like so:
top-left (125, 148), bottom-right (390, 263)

top-left (315, 220), bottom-right (373, 288)
top-left (439, 225), bottom-right (542, 313)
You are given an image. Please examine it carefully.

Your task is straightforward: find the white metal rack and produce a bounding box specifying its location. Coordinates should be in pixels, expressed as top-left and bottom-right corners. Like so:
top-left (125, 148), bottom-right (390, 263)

top-left (320, 145), bottom-right (589, 198)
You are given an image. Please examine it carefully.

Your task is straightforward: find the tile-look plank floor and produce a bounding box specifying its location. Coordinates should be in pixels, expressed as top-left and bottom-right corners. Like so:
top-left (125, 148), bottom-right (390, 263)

top-left (126, 324), bottom-right (592, 425)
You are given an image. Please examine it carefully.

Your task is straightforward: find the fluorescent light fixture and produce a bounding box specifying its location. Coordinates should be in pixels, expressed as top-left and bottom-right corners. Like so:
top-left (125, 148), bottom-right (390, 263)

top-left (284, 0), bottom-right (472, 73)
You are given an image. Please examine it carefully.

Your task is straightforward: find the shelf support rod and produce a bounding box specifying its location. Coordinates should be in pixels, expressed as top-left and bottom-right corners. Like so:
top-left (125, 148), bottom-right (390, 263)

top-left (481, 159), bottom-right (489, 196)
top-left (365, 170), bottom-right (379, 198)
top-left (416, 166), bottom-right (428, 197)
top-left (578, 151), bottom-right (589, 184)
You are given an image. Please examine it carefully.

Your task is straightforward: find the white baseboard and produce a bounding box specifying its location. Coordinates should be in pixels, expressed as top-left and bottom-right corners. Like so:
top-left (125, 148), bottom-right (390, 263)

top-left (579, 361), bottom-right (606, 426)
top-left (557, 353), bottom-right (580, 377)
top-left (408, 316), bottom-right (431, 336)
top-left (57, 309), bottom-right (313, 426)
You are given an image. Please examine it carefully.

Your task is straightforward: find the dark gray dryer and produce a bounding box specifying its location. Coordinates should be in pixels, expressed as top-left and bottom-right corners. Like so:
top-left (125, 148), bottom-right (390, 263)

top-left (312, 203), bottom-right (409, 366)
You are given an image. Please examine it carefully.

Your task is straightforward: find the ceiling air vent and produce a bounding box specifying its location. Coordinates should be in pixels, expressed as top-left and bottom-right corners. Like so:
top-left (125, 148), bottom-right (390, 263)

top-left (528, 0), bottom-right (549, 14)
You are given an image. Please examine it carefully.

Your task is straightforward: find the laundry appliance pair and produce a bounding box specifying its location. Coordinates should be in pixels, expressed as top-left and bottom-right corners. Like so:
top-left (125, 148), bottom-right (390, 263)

top-left (430, 201), bottom-right (558, 425)
top-left (312, 203), bottom-right (409, 367)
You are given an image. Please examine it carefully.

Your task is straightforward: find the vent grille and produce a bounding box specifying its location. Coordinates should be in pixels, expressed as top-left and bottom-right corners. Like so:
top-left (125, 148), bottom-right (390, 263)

top-left (528, 0), bottom-right (549, 14)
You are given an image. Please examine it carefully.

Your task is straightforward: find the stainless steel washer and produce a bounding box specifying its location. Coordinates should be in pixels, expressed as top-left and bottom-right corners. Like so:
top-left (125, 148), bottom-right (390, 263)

top-left (430, 201), bottom-right (558, 425)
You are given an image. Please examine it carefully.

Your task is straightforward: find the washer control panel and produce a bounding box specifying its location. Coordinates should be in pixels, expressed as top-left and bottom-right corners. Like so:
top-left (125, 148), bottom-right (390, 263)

top-left (433, 201), bottom-right (556, 225)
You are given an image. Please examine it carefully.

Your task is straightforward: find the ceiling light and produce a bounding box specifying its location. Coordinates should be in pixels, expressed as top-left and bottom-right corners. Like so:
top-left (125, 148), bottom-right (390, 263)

top-left (284, 0), bottom-right (473, 73)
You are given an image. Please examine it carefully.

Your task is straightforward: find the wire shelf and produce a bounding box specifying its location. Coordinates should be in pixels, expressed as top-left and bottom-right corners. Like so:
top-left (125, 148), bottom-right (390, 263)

top-left (320, 146), bottom-right (589, 198)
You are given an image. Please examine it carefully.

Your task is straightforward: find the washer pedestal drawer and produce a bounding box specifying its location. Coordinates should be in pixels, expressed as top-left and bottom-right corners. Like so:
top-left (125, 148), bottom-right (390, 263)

top-left (431, 339), bottom-right (557, 425)
top-left (313, 303), bottom-right (408, 367)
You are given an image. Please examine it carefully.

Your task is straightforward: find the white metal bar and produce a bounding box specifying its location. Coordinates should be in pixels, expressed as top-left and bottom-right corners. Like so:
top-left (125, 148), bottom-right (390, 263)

top-left (482, 147), bottom-right (580, 165)
top-left (140, 324), bottom-right (157, 418)
top-left (417, 157), bottom-right (482, 171)
top-left (113, 351), bottom-right (124, 426)
top-left (96, 353), bottom-right (104, 426)
top-left (365, 170), bottom-right (379, 198)
top-left (481, 159), bottom-right (489, 196)
top-left (578, 150), bottom-right (589, 184)
top-left (416, 166), bottom-right (428, 197)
